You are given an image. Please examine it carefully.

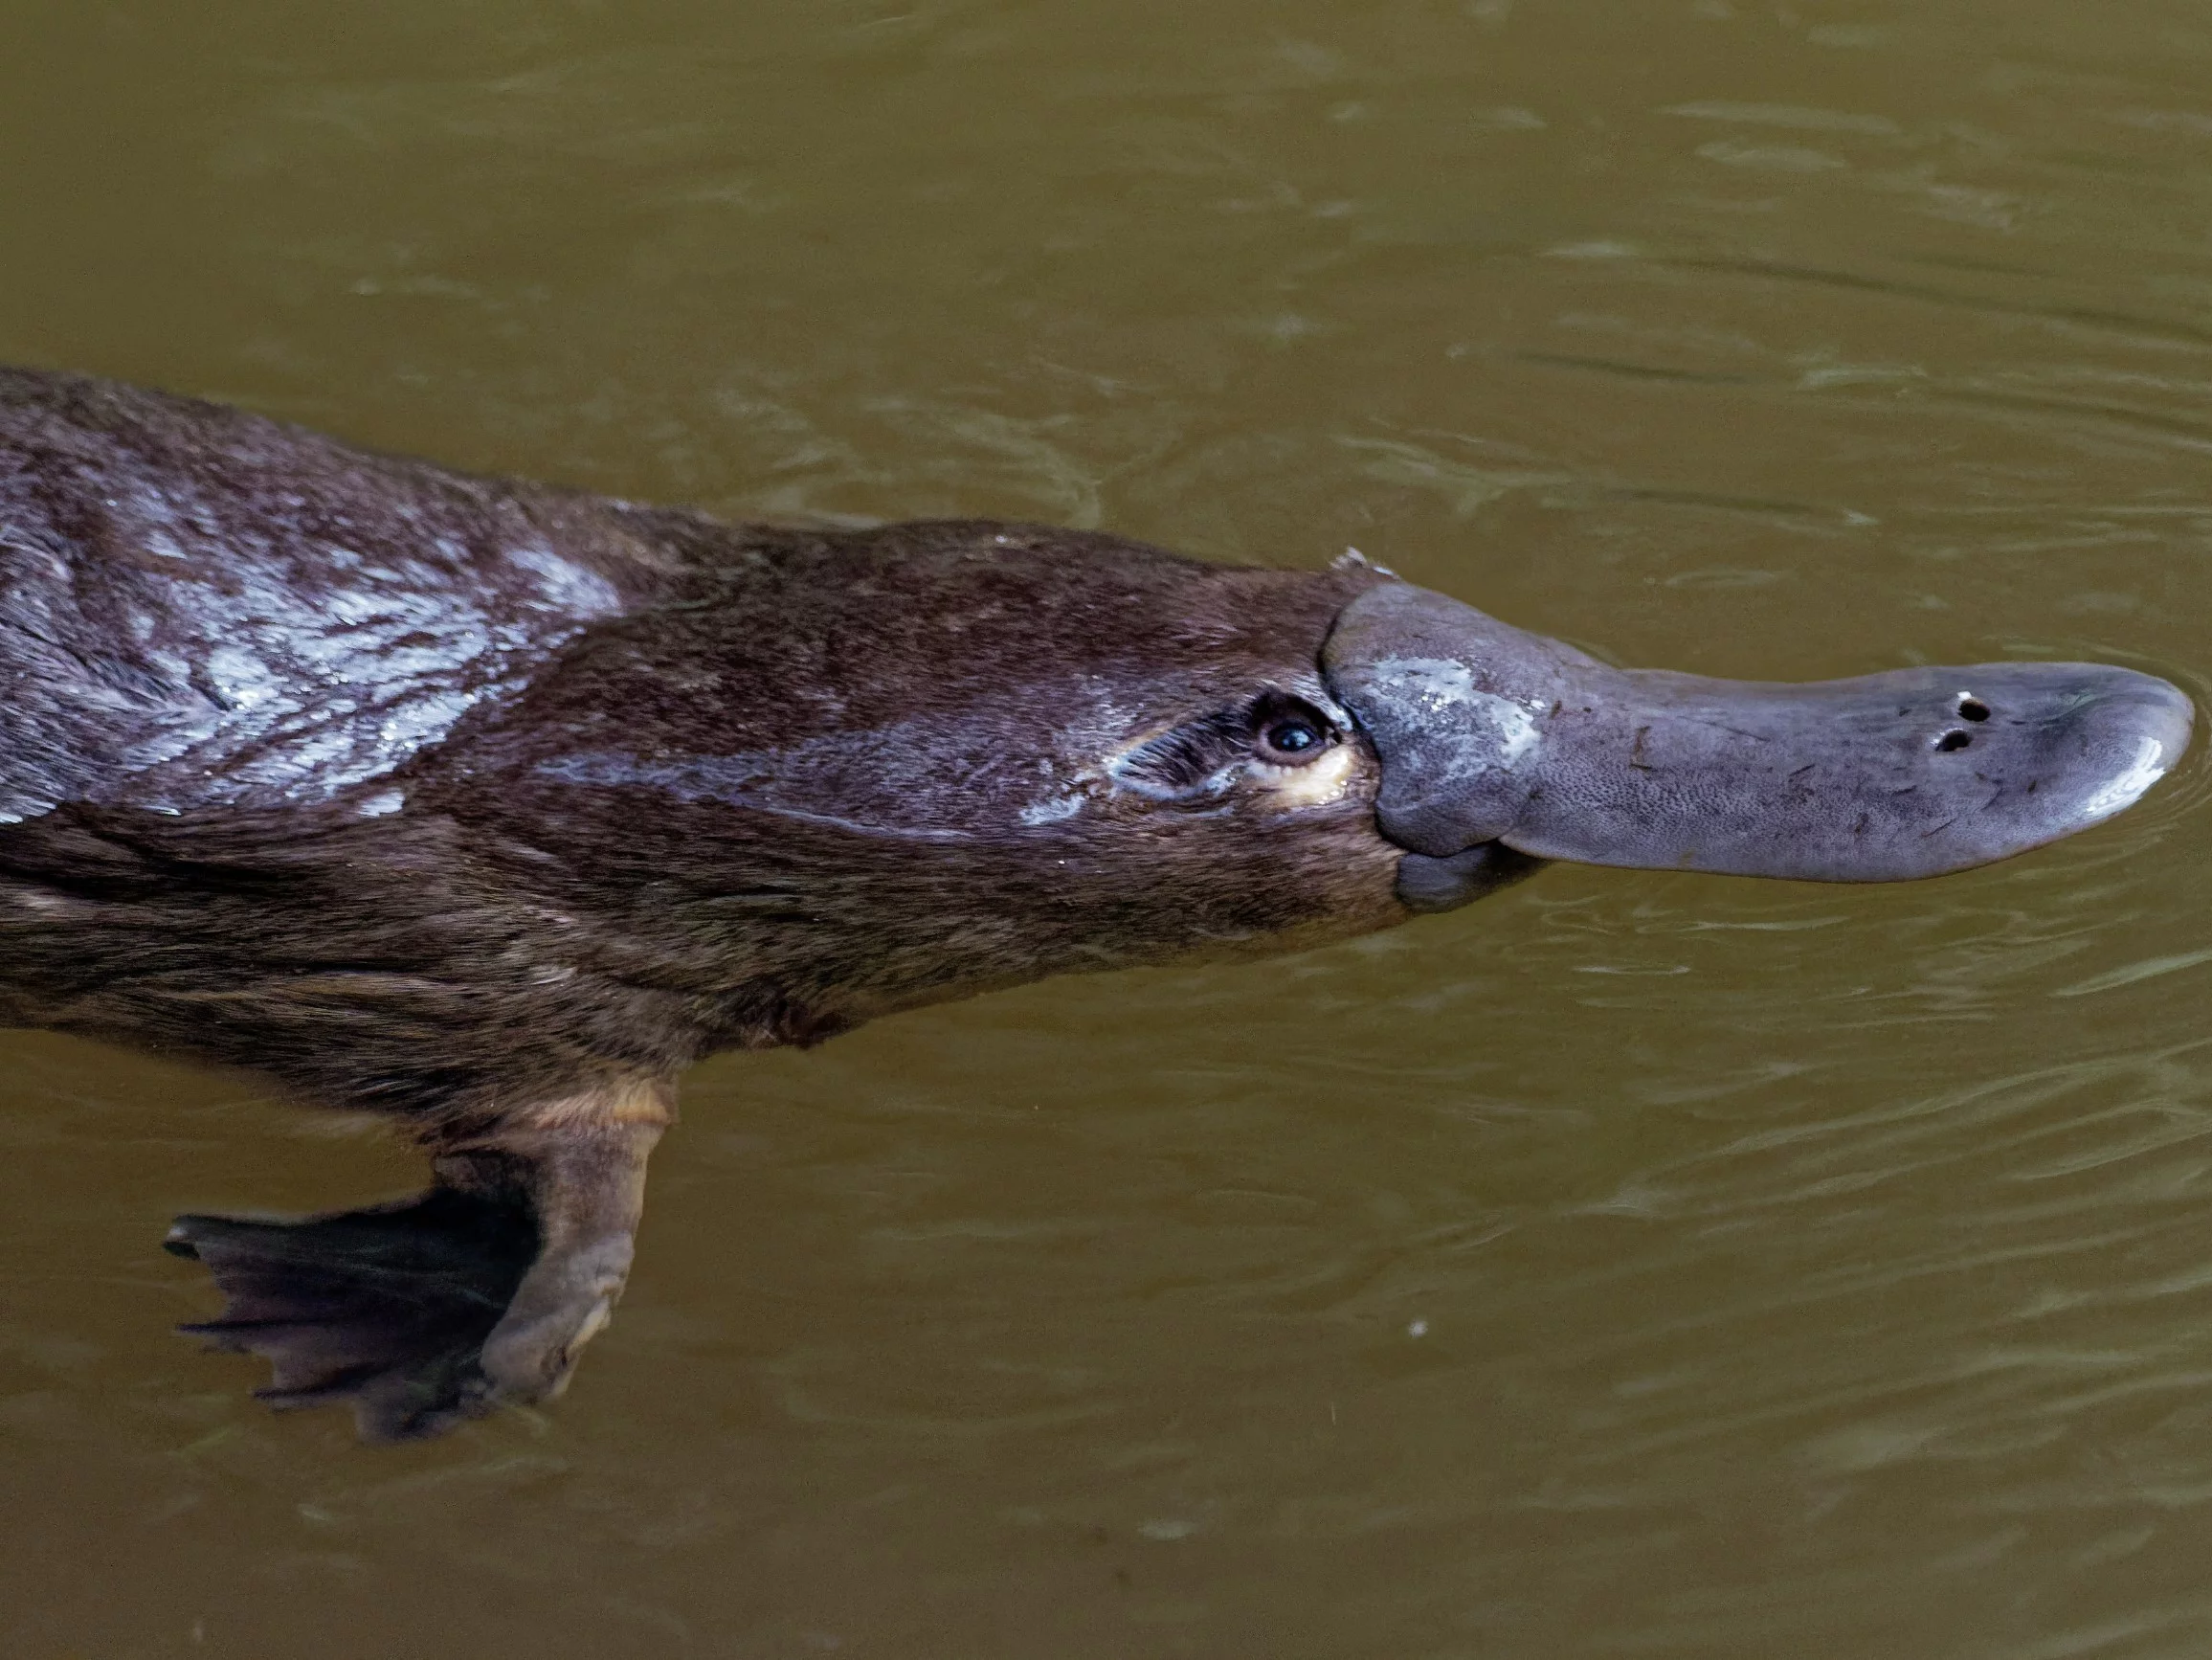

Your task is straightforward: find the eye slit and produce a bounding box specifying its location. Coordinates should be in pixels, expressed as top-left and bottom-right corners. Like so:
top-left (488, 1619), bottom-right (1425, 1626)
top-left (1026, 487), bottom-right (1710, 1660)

top-left (1111, 719), bottom-right (1240, 798)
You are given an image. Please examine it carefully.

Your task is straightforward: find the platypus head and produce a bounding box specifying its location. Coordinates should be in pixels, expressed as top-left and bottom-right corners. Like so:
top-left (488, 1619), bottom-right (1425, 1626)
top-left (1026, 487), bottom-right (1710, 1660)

top-left (1043, 542), bottom-right (2193, 927)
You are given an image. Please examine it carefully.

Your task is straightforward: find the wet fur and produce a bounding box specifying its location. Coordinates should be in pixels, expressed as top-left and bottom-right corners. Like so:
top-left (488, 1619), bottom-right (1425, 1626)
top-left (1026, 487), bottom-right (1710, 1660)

top-left (0, 370), bottom-right (1406, 1133)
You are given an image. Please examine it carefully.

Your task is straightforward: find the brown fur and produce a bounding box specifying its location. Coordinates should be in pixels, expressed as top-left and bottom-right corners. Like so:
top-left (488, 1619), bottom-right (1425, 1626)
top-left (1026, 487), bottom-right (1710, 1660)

top-left (0, 372), bottom-right (1407, 1135)
top-left (0, 369), bottom-right (1417, 1432)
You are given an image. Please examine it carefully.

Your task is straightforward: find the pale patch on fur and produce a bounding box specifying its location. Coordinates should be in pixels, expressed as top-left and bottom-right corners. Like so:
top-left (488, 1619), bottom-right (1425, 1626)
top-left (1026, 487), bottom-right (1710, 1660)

top-left (1255, 742), bottom-right (1359, 809)
top-left (1018, 793), bottom-right (1087, 825)
top-left (506, 1078), bottom-right (676, 1132)
top-left (356, 789), bottom-right (407, 818)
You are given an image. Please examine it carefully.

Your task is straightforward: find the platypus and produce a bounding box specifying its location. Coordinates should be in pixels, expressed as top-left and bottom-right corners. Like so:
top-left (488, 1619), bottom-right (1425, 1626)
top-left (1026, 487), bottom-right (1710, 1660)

top-left (0, 369), bottom-right (2189, 1437)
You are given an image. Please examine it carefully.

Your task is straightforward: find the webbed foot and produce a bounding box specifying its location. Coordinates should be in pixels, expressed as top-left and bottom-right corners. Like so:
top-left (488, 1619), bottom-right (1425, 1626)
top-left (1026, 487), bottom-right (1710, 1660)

top-left (170, 1087), bottom-right (669, 1441)
top-left (167, 1186), bottom-right (538, 1441)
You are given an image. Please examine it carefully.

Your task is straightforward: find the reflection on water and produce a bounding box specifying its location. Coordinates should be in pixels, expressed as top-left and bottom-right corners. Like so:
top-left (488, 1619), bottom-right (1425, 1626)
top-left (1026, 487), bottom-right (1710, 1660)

top-left (8, 0), bottom-right (2212, 1653)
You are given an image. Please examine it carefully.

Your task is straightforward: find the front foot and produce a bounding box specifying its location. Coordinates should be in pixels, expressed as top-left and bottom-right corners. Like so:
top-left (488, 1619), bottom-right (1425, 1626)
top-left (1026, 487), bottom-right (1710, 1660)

top-left (171, 1089), bottom-right (668, 1441)
top-left (167, 1186), bottom-right (539, 1442)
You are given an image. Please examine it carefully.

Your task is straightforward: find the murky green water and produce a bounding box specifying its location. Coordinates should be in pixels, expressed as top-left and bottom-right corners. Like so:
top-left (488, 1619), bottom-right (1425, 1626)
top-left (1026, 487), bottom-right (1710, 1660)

top-left (7, 1), bottom-right (2212, 1654)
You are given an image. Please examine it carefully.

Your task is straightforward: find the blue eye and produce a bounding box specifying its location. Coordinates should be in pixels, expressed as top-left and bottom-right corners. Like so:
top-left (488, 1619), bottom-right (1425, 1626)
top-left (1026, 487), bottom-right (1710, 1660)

top-left (1262, 718), bottom-right (1324, 757)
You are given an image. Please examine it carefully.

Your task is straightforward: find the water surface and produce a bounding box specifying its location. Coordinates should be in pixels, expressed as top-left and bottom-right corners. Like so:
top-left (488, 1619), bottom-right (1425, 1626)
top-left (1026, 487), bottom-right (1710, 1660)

top-left (7, 2), bottom-right (2212, 1654)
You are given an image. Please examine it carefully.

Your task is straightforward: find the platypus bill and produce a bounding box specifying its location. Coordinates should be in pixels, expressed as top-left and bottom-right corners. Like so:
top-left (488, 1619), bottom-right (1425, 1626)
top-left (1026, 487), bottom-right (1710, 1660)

top-left (0, 369), bottom-right (2188, 1439)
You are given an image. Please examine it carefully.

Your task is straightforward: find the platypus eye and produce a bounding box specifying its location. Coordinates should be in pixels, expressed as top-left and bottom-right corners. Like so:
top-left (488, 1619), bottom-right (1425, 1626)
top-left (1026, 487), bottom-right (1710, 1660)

top-left (1251, 695), bottom-right (1337, 765)
top-left (1111, 694), bottom-right (1342, 800)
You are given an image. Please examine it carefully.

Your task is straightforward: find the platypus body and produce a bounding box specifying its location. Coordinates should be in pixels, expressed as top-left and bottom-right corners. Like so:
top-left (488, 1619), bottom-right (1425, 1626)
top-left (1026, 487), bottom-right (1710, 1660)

top-left (0, 369), bottom-right (2190, 1437)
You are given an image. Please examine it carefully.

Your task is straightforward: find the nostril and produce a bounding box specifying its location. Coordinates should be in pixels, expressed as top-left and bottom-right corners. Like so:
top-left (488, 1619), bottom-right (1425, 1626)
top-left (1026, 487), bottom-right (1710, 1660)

top-left (1957, 697), bottom-right (1992, 722)
top-left (1935, 729), bottom-right (1972, 752)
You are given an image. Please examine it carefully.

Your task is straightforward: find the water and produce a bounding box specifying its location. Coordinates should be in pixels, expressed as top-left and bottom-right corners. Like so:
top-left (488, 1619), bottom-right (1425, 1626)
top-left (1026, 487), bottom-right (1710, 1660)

top-left (6, 2), bottom-right (2212, 1654)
